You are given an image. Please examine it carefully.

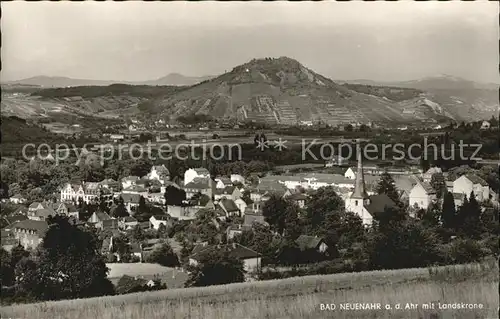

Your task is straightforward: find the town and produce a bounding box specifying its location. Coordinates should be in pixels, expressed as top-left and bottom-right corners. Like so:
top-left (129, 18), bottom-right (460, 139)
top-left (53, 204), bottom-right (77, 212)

top-left (1, 127), bottom-right (498, 299)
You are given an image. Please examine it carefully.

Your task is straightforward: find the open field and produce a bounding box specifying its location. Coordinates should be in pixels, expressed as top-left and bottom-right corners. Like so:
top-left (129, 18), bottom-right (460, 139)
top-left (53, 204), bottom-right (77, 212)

top-left (2, 260), bottom-right (498, 319)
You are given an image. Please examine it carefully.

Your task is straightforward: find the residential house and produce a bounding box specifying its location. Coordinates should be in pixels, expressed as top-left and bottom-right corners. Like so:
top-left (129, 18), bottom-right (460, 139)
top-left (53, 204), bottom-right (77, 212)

top-left (184, 177), bottom-right (214, 199)
top-left (9, 194), bottom-right (26, 204)
top-left (146, 192), bottom-right (166, 205)
top-left (88, 211), bottom-right (118, 230)
top-left (149, 215), bottom-right (172, 230)
top-left (214, 186), bottom-right (241, 201)
top-left (453, 174), bottom-right (490, 202)
top-left (422, 167), bottom-right (442, 183)
top-left (189, 243), bottom-right (261, 274)
top-left (230, 174), bottom-right (245, 185)
top-left (51, 202), bottom-right (79, 220)
top-left (27, 206), bottom-right (57, 221)
top-left (244, 202), bottom-right (263, 216)
top-left (2, 214), bottom-right (28, 227)
top-left (60, 182), bottom-right (102, 203)
top-left (215, 176), bottom-right (233, 189)
top-left (184, 168), bottom-right (210, 186)
top-left (119, 216), bottom-right (138, 230)
top-left (409, 181), bottom-right (437, 209)
top-left (287, 193), bottom-right (307, 209)
top-left (10, 220), bottom-right (49, 250)
top-left (28, 201), bottom-right (47, 213)
top-left (121, 176), bottom-right (140, 190)
top-left (218, 199), bottom-right (241, 217)
top-left (120, 193), bottom-right (142, 214)
top-left (344, 167), bottom-right (356, 180)
top-left (1, 229), bottom-right (18, 251)
top-left (122, 185), bottom-right (148, 197)
top-left (166, 205), bottom-right (198, 221)
top-left (100, 178), bottom-right (120, 192)
top-left (148, 165), bottom-right (170, 184)
top-left (480, 120), bottom-right (491, 130)
top-left (295, 235), bottom-right (329, 254)
top-left (234, 198), bottom-right (248, 214)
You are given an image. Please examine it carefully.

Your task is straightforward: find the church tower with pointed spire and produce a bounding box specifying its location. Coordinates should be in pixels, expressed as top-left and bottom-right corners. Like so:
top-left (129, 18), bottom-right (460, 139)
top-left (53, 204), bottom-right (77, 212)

top-left (345, 142), bottom-right (372, 225)
top-left (351, 143), bottom-right (369, 204)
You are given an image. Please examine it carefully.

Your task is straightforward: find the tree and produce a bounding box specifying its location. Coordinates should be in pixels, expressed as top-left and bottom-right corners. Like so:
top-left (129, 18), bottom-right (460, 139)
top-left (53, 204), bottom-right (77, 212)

top-left (130, 224), bottom-right (146, 243)
top-left (441, 192), bottom-right (457, 230)
top-left (234, 223), bottom-right (279, 265)
top-left (145, 242), bottom-right (179, 267)
top-left (1, 248), bottom-right (14, 287)
top-left (375, 172), bottom-right (401, 206)
top-left (185, 246), bottom-right (245, 287)
top-left (368, 216), bottom-right (442, 270)
top-left (262, 195), bottom-right (294, 236)
top-left (457, 192), bottom-right (482, 239)
top-left (24, 215), bottom-right (114, 301)
top-left (110, 198), bottom-right (129, 218)
top-left (164, 186), bottom-right (186, 206)
top-left (304, 186), bottom-right (344, 235)
top-left (430, 173), bottom-right (446, 199)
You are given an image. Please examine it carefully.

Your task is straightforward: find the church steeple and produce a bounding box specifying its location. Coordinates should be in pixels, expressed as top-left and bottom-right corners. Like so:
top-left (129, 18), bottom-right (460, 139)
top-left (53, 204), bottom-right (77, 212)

top-left (351, 143), bottom-right (368, 199)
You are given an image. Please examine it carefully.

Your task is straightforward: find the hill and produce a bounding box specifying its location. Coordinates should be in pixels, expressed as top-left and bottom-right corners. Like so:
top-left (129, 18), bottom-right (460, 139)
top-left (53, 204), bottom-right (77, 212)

top-left (1, 262), bottom-right (497, 319)
top-left (341, 75), bottom-right (499, 122)
top-left (0, 116), bottom-right (59, 144)
top-left (3, 60), bottom-right (497, 125)
top-left (1, 84), bottom-right (184, 121)
top-left (4, 73), bottom-right (214, 88)
top-left (152, 56), bottom-right (458, 126)
top-left (142, 73), bottom-right (215, 86)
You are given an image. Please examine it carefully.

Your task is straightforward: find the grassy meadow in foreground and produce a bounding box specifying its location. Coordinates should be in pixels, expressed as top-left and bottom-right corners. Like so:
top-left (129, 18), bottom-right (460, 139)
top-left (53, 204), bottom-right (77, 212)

top-left (2, 260), bottom-right (498, 319)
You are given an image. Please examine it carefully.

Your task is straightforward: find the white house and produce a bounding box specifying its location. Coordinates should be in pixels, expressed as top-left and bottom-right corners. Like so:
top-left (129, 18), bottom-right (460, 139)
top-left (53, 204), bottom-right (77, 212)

top-left (234, 198), bottom-right (248, 214)
top-left (230, 174), bottom-right (246, 185)
top-left (60, 182), bottom-right (102, 203)
top-left (149, 215), bottom-right (170, 230)
top-left (213, 186), bottom-right (241, 201)
top-left (214, 177), bottom-right (233, 189)
top-left (409, 181), bottom-right (436, 209)
top-left (480, 120), bottom-right (491, 130)
top-left (148, 165), bottom-right (170, 184)
top-left (452, 174), bottom-right (490, 202)
top-left (184, 168), bottom-right (211, 186)
top-left (344, 167), bottom-right (356, 180)
top-left (9, 194), bottom-right (26, 204)
top-left (121, 176), bottom-right (140, 190)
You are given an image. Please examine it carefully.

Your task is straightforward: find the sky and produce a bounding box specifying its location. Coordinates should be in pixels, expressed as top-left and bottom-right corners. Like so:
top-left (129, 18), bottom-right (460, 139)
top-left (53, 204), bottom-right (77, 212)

top-left (1, 1), bottom-right (498, 83)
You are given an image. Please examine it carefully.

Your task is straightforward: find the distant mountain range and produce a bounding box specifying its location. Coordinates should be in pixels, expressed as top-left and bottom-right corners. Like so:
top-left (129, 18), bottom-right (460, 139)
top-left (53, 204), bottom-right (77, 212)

top-left (2, 73), bottom-right (215, 88)
top-left (2, 58), bottom-right (498, 125)
top-left (337, 75), bottom-right (499, 91)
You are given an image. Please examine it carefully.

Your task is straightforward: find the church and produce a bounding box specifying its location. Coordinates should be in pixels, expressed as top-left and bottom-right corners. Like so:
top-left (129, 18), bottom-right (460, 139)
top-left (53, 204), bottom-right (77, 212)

top-left (344, 147), bottom-right (397, 226)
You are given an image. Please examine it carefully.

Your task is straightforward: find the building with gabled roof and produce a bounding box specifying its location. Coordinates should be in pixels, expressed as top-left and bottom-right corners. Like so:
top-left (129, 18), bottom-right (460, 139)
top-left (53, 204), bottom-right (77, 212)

top-left (148, 165), bottom-right (170, 184)
top-left (10, 219), bottom-right (49, 250)
top-left (184, 177), bottom-right (214, 199)
top-left (218, 199), bottom-right (241, 217)
top-left (189, 243), bottom-right (261, 273)
top-left (409, 181), bottom-right (437, 209)
top-left (453, 174), bottom-right (490, 202)
top-left (184, 168), bottom-right (211, 186)
top-left (88, 211), bottom-right (118, 230)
